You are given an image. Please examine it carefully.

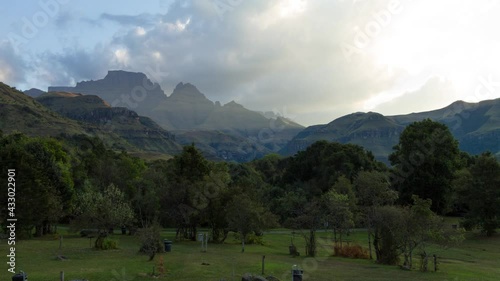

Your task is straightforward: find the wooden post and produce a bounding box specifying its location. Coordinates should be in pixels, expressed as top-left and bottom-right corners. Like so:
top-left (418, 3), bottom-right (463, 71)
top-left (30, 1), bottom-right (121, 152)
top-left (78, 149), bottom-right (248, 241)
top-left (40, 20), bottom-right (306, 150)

top-left (60, 271), bottom-right (64, 281)
top-left (59, 235), bottom-right (63, 256)
top-left (368, 231), bottom-right (372, 260)
top-left (433, 254), bottom-right (437, 272)
top-left (262, 255), bottom-right (265, 275)
top-left (232, 261), bottom-right (235, 281)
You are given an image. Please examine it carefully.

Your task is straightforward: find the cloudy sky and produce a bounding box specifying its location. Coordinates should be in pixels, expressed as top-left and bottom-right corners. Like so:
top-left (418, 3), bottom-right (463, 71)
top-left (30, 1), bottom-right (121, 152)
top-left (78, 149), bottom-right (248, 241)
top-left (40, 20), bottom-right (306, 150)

top-left (1, 0), bottom-right (500, 126)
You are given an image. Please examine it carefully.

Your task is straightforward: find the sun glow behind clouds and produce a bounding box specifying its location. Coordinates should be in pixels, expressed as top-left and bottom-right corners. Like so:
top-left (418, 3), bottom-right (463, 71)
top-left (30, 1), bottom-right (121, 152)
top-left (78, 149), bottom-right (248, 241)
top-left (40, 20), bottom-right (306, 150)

top-left (365, 0), bottom-right (500, 111)
top-left (279, 0), bottom-right (307, 18)
top-left (135, 27), bottom-right (146, 36)
top-left (114, 48), bottom-right (129, 66)
top-left (0, 68), bottom-right (7, 81)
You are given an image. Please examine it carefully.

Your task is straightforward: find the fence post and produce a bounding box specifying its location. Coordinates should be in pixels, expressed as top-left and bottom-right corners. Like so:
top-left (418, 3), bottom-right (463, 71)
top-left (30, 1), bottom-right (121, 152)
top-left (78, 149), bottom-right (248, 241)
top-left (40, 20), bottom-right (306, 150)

top-left (60, 271), bottom-right (64, 281)
top-left (262, 255), bottom-right (266, 275)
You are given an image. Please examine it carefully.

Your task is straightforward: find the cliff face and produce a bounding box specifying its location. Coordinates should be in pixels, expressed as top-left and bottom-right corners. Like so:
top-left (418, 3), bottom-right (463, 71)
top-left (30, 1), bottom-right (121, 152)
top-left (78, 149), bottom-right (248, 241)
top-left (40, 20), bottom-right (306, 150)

top-left (49, 70), bottom-right (167, 120)
top-left (36, 92), bottom-right (180, 155)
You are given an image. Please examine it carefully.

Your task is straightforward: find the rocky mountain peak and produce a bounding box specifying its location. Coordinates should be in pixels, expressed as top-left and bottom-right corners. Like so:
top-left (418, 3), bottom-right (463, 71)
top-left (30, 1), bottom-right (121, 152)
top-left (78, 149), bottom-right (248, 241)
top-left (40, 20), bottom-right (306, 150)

top-left (74, 70), bottom-right (152, 89)
top-left (169, 82), bottom-right (211, 102)
top-left (224, 100), bottom-right (244, 109)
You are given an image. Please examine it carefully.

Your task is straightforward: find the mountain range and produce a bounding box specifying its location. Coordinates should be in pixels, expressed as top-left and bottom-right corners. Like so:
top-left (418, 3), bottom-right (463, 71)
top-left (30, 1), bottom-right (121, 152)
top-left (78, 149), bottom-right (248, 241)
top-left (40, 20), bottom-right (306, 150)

top-left (0, 82), bottom-right (180, 160)
top-left (49, 70), bottom-right (304, 161)
top-left (282, 99), bottom-right (500, 163)
top-left (2, 70), bottom-right (499, 163)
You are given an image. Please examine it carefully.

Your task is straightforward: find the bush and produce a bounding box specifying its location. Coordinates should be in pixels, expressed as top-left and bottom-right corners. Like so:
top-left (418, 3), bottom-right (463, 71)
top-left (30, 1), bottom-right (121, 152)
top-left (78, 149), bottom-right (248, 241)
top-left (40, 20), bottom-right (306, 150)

top-left (138, 226), bottom-right (164, 261)
top-left (101, 238), bottom-right (118, 250)
top-left (231, 232), bottom-right (266, 245)
top-left (333, 244), bottom-right (369, 259)
top-left (246, 233), bottom-right (265, 245)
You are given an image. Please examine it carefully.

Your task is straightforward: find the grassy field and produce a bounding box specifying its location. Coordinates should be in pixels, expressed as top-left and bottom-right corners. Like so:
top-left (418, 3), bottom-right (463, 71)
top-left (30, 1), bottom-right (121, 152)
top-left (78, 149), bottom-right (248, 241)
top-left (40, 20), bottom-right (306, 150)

top-left (1, 227), bottom-right (499, 281)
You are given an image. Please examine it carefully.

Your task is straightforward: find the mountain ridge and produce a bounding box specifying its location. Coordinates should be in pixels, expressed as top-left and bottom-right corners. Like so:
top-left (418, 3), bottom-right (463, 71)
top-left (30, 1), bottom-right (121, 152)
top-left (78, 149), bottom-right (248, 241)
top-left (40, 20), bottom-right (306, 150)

top-left (48, 70), bottom-right (304, 161)
top-left (0, 82), bottom-right (181, 159)
top-left (282, 98), bottom-right (500, 163)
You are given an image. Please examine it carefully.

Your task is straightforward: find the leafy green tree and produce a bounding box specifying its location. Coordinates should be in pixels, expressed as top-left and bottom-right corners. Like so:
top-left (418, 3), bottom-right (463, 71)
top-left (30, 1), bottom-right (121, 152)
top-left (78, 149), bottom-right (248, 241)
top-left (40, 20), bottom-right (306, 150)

top-left (372, 197), bottom-right (464, 268)
top-left (283, 141), bottom-right (380, 198)
top-left (200, 163), bottom-right (232, 243)
top-left (389, 119), bottom-right (460, 214)
top-left (0, 133), bottom-right (74, 237)
top-left (372, 205), bottom-right (406, 265)
top-left (273, 187), bottom-right (308, 224)
top-left (284, 196), bottom-right (324, 257)
top-left (323, 190), bottom-right (354, 247)
top-left (133, 179), bottom-right (161, 228)
top-left (73, 183), bottom-right (135, 248)
top-left (400, 196), bottom-right (442, 270)
top-left (165, 144), bottom-right (211, 240)
top-left (252, 153), bottom-right (286, 185)
top-left (354, 171), bottom-right (397, 259)
top-left (457, 153), bottom-right (500, 236)
top-left (139, 159), bottom-right (170, 228)
top-left (68, 135), bottom-right (146, 201)
top-left (226, 193), bottom-right (277, 252)
top-left (331, 175), bottom-right (357, 210)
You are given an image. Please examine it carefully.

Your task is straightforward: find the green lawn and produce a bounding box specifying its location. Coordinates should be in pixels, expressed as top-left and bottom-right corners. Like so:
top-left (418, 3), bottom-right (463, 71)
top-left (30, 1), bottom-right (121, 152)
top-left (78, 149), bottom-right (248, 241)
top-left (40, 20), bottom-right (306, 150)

top-left (1, 227), bottom-right (499, 281)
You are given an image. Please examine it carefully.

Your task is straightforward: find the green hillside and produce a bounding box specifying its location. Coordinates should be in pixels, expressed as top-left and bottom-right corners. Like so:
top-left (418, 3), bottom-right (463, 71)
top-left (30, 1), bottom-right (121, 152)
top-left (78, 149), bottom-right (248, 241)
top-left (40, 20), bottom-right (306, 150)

top-left (0, 83), bottom-right (180, 158)
top-left (282, 100), bottom-right (500, 162)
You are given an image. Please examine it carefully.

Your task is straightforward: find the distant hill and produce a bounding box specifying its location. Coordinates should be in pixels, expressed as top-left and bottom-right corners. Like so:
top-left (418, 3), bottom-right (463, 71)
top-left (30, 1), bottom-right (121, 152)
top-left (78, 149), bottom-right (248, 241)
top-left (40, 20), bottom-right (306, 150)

top-left (282, 99), bottom-right (500, 163)
top-left (0, 82), bottom-right (181, 158)
top-left (49, 71), bottom-right (304, 161)
top-left (24, 88), bottom-right (46, 98)
top-left (1, 83), bottom-right (88, 137)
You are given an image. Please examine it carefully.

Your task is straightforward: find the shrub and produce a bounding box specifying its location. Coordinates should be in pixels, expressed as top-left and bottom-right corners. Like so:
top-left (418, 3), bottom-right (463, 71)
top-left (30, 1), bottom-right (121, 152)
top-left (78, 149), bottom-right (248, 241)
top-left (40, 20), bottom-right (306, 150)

top-left (246, 233), bottom-right (265, 245)
top-left (138, 225), bottom-right (164, 261)
top-left (101, 238), bottom-right (118, 250)
top-left (333, 244), bottom-right (369, 259)
top-left (231, 232), bottom-right (266, 245)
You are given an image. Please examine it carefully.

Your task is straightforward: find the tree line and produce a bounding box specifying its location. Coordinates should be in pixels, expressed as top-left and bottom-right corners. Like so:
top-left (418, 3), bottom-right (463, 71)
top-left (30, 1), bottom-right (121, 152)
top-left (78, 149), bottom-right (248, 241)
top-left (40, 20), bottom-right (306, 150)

top-left (0, 118), bottom-right (499, 269)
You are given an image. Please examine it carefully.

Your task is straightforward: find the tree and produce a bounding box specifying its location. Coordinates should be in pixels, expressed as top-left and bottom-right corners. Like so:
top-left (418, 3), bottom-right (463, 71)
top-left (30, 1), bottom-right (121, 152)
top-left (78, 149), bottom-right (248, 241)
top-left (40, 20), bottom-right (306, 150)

top-left (166, 144), bottom-right (211, 241)
top-left (133, 179), bottom-right (161, 228)
top-left (226, 193), bottom-right (277, 252)
top-left (283, 141), bottom-right (380, 197)
top-left (331, 175), bottom-right (357, 210)
top-left (323, 190), bottom-right (354, 248)
top-left (284, 197), bottom-right (324, 257)
top-left (0, 134), bottom-right (74, 237)
top-left (354, 171), bottom-right (398, 259)
top-left (400, 196), bottom-right (439, 270)
top-left (201, 163), bottom-right (232, 243)
top-left (73, 183), bottom-right (135, 248)
top-left (138, 224), bottom-right (163, 261)
top-left (389, 119), bottom-right (460, 214)
top-left (372, 197), bottom-right (464, 268)
top-left (372, 205), bottom-right (406, 265)
top-left (457, 153), bottom-right (500, 236)
top-left (252, 153), bottom-right (286, 186)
